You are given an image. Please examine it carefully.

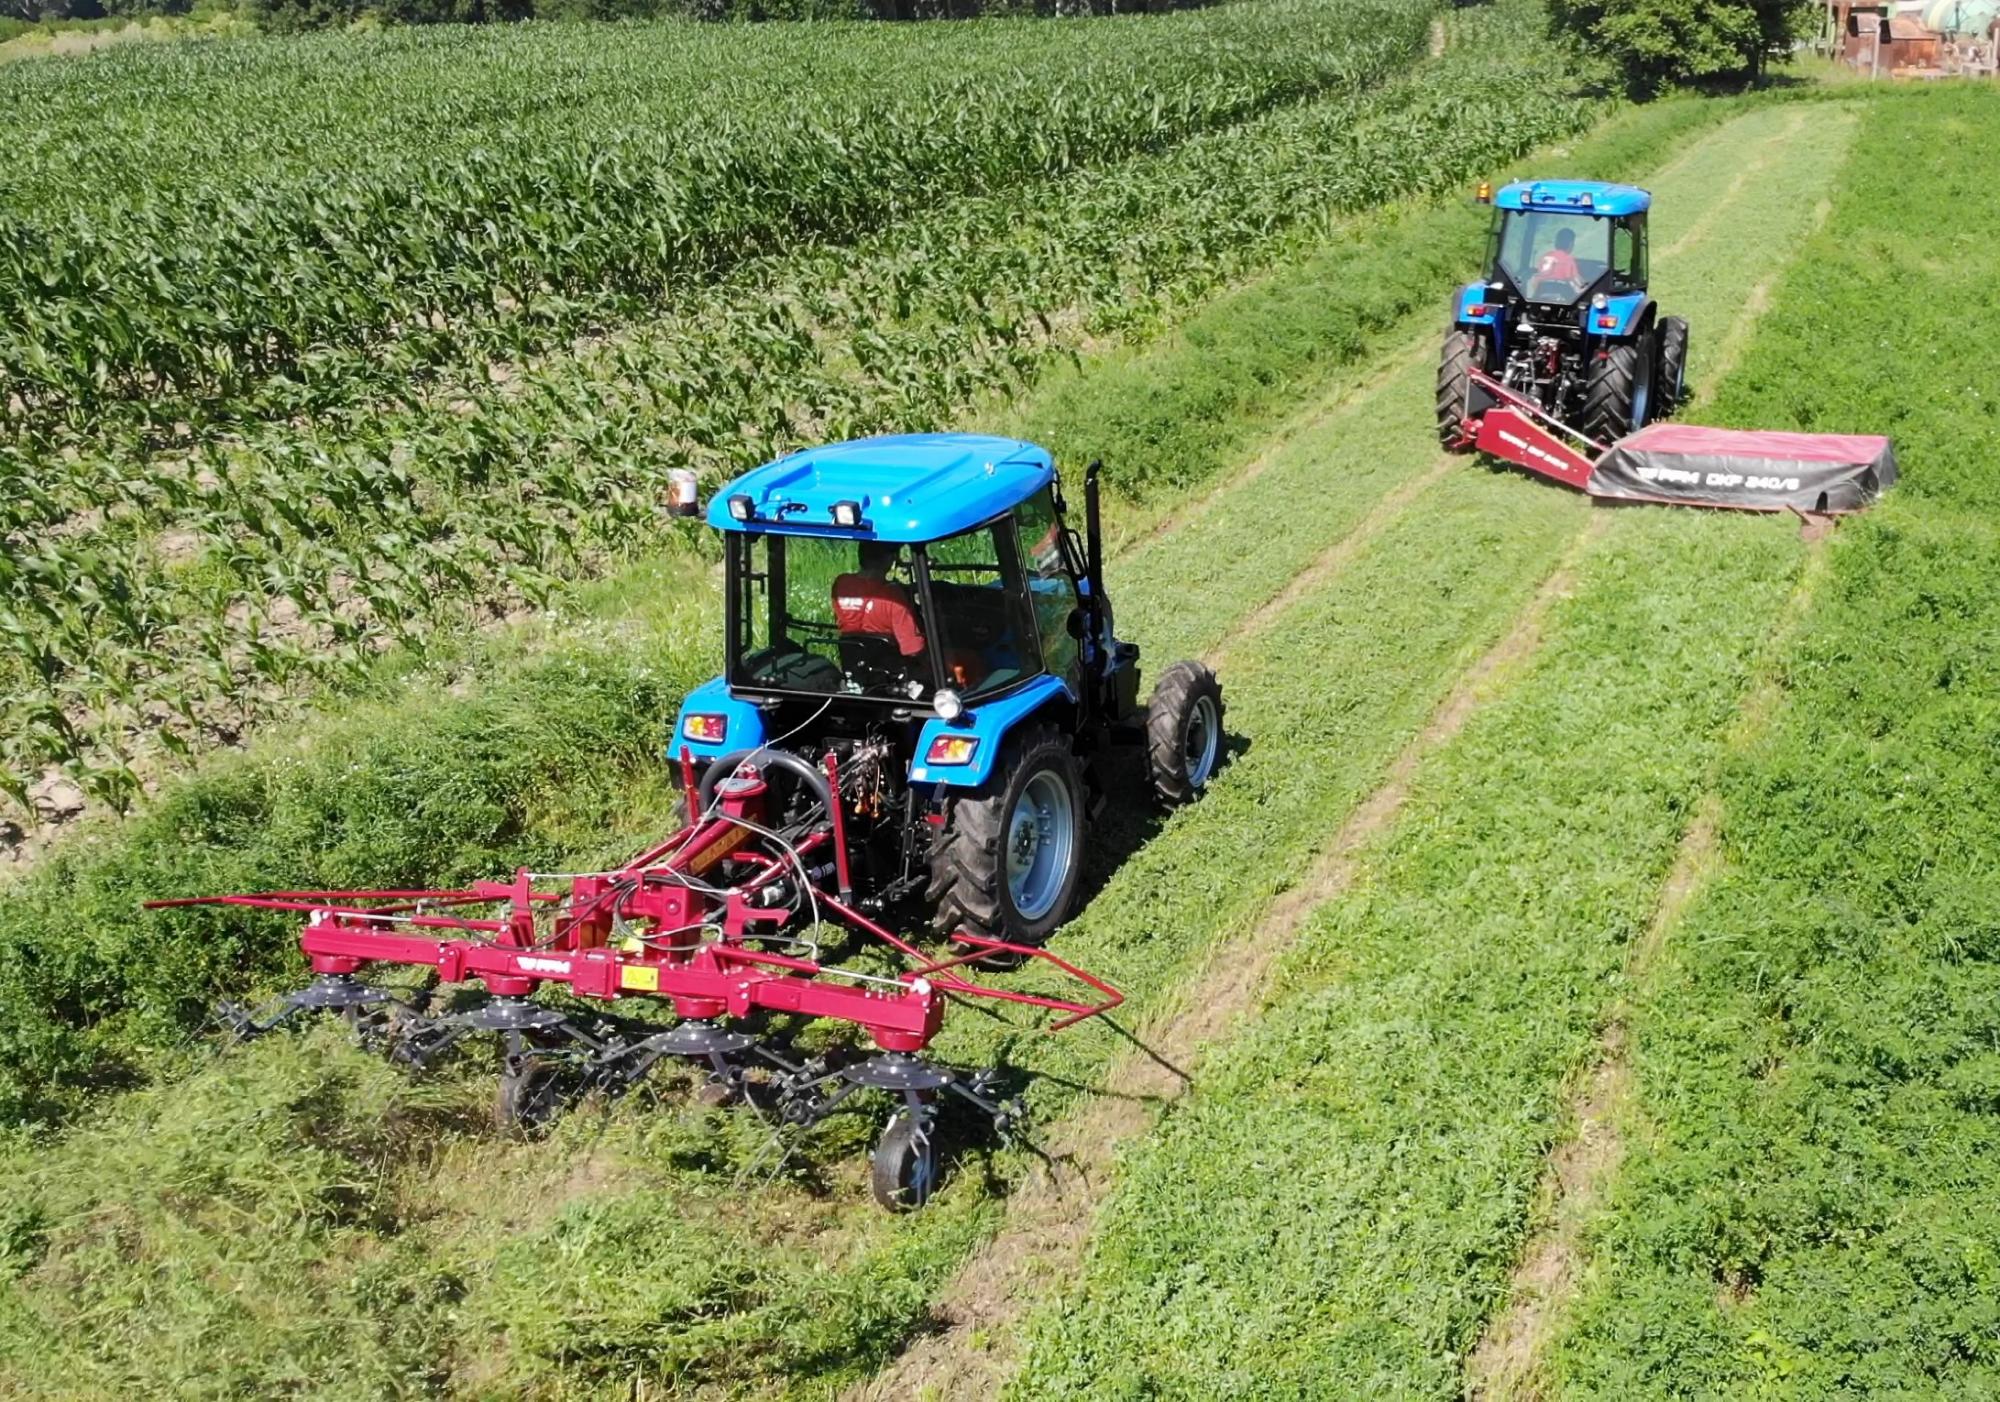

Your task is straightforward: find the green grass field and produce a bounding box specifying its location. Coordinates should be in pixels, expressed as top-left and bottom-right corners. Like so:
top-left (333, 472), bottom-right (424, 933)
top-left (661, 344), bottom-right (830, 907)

top-left (0, 7), bottom-right (1993, 1397)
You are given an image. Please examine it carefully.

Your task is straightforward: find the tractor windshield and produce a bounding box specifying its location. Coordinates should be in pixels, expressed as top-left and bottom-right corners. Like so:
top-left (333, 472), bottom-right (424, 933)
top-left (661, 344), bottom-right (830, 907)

top-left (726, 525), bottom-right (1042, 703)
top-left (729, 534), bottom-right (936, 701)
top-left (1488, 208), bottom-right (1647, 303)
top-left (923, 518), bottom-right (1040, 698)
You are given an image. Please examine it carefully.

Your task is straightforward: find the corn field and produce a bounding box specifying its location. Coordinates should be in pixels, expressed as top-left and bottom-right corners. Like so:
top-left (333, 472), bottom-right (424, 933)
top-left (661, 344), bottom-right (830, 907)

top-left (0, 0), bottom-right (1596, 816)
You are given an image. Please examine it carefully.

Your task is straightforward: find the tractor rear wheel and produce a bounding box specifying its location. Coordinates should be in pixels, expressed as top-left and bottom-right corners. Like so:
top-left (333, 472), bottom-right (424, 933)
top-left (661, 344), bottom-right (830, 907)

top-left (1656, 316), bottom-right (1690, 416)
top-left (1581, 339), bottom-right (1656, 443)
top-left (1146, 660), bottom-right (1225, 805)
top-left (1436, 329), bottom-right (1483, 450)
top-left (928, 724), bottom-right (1086, 948)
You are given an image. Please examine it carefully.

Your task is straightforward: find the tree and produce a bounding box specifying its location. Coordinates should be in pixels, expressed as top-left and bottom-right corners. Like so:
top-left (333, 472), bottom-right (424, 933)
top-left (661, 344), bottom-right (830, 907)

top-left (1549, 0), bottom-right (1813, 92)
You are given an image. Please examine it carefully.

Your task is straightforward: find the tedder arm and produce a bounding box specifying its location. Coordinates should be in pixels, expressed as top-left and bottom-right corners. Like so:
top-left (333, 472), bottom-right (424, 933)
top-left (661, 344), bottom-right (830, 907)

top-left (149, 748), bottom-right (1123, 1211)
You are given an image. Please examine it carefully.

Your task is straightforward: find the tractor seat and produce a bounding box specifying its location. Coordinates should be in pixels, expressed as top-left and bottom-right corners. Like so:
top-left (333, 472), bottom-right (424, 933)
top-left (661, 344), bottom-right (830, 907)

top-left (838, 633), bottom-right (912, 690)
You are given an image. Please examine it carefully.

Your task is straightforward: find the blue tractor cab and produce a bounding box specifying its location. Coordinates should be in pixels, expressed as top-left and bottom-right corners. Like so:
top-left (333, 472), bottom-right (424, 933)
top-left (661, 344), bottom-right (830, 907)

top-left (1437, 179), bottom-right (1689, 448)
top-left (674, 433), bottom-right (1225, 947)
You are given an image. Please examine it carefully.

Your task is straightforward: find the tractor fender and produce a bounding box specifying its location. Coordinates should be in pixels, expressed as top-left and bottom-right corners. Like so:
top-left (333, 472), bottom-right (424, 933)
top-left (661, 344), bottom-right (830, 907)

top-left (671, 676), bottom-right (768, 762)
top-left (909, 673), bottom-right (1077, 789)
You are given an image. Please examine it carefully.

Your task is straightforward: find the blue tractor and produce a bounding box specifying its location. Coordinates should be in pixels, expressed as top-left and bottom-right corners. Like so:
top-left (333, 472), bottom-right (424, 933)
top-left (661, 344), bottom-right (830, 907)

top-left (673, 433), bottom-right (1225, 950)
top-left (1436, 179), bottom-right (1689, 449)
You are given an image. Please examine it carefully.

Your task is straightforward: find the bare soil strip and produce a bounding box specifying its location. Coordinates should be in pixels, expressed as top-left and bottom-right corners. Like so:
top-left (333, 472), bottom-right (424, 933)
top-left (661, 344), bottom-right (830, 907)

top-left (854, 516), bottom-right (1606, 1402)
top-left (1461, 536), bottom-right (1832, 1401)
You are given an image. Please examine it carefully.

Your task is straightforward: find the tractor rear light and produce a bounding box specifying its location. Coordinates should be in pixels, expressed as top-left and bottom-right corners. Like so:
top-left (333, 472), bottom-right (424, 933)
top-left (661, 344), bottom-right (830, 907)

top-left (925, 735), bottom-right (979, 766)
top-left (682, 713), bottom-right (728, 743)
top-left (1595, 314), bottom-right (1618, 329)
top-left (1468, 303), bottom-right (1488, 318)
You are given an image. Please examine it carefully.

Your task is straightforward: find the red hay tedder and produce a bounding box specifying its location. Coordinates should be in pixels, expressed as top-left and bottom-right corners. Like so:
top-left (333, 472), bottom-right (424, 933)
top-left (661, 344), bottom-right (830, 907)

top-left (151, 758), bottom-right (1122, 1211)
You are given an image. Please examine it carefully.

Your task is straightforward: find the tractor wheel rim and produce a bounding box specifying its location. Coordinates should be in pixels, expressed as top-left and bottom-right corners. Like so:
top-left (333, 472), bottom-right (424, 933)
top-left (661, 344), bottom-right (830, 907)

top-left (1006, 770), bottom-right (1075, 922)
top-left (1183, 694), bottom-right (1220, 789)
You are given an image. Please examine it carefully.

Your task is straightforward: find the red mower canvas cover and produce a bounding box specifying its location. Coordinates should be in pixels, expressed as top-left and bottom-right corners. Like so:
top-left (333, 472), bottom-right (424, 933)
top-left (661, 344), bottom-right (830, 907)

top-left (1589, 424), bottom-right (1898, 513)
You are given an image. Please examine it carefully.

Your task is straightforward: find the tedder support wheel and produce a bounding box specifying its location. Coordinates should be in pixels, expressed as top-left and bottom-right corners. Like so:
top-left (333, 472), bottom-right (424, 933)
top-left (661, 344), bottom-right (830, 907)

top-left (1146, 660), bottom-right (1225, 805)
top-left (1657, 316), bottom-right (1690, 416)
top-left (493, 1039), bottom-right (563, 1137)
top-left (1436, 329), bottom-right (1483, 451)
top-left (1582, 338), bottom-right (1656, 443)
top-left (870, 1112), bottom-right (938, 1212)
top-left (928, 724), bottom-right (1086, 947)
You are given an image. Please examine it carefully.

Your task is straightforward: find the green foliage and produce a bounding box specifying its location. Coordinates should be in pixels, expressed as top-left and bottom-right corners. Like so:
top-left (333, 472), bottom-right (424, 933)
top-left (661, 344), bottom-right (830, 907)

top-left (1555, 85), bottom-right (2000, 1397)
top-left (1008, 98), bottom-right (1857, 1396)
top-left (0, 582), bottom-right (710, 1125)
top-left (1549, 0), bottom-right (1812, 93)
top-left (0, 0), bottom-right (1638, 815)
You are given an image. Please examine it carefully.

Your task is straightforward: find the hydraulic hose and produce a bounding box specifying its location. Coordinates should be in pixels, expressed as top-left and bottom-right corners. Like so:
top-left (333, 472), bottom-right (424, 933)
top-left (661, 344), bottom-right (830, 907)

top-left (696, 747), bottom-right (835, 820)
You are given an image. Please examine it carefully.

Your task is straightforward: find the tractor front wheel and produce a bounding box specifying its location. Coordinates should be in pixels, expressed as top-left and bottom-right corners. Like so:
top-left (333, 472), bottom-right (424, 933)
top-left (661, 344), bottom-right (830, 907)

top-left (1656, 316), bottom-right (1690, 416)
top-left (928, 725), bottom-right (1086, 947)
top-left (1146, 660), bottom-right (1225, 805)
top-left (1436, 329), bottom-right (1483, 451)
top-left (1581, 339), bottom-right (1657, 443)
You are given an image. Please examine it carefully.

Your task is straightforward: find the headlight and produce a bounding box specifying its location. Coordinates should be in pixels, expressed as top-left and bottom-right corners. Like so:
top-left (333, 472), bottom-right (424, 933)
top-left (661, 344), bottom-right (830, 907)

top-left (933, 688), bottom-right (963, 721)
top-left (726, 494), bottom-right (754, 522)
top-left (1591, 293), bottom-right (1608, 310)
top-left (831, 499), bottom-right (863, 528)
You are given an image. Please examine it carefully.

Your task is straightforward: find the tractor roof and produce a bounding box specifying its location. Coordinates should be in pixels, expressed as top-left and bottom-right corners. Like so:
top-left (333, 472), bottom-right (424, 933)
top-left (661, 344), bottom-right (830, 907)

top-left (709, 432), bottom-right (1055, 542)
top-left (1495, 179), bottom-right (1651, 216)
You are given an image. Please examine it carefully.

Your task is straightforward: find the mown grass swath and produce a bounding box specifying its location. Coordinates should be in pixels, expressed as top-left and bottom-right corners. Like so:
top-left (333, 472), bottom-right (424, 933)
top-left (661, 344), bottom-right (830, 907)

top-left (1556, 85), bottom-right (2000, 1397)
top-left (1009, 102), bottom-right (1861, 1396)
top-left (0, 0), bottom-right (1602, 815)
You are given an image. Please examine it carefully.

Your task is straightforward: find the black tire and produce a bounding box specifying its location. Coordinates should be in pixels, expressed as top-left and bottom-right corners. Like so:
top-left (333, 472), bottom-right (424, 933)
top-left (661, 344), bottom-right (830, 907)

top-left (1581, 339), bottom-right (1656, 443)
top-left (870, 1113), bottom-right (938, 1212)
top-left (1436, 329), bottom-right (1483, 451)
top-left (1146, 660), bottom-right (1225, 805)
top-left (927, 724), bottom-right (1086, 947)
top-left (1656, 315), bottom-right (1690, 416)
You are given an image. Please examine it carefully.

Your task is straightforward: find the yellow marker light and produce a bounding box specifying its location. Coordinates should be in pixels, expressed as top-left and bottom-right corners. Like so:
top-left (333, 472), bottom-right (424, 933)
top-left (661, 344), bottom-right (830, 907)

top-left (1475, 180), bottom-right (1493, 204)
top-left (925, 735), bottom-right (980, 766)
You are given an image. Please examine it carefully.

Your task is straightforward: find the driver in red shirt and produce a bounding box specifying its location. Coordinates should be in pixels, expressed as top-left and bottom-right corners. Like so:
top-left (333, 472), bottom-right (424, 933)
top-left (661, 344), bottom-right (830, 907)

top-left (833, 541), bottom-right (926, 659)
top-left (1529, 227), bottom-right (1582, 298)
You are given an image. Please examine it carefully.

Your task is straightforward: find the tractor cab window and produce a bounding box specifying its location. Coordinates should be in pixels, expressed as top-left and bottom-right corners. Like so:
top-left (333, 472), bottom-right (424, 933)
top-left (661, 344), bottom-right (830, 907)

top-left (1610, 214), bottom-right (1647, 291)
top-left (1014, 486), bottom-right (1082, 693)
top-left (922, 519), bottom-right (1039, 698)
top-left (727, 534), bottom-right (937, 701)
top-left (1491, 209), bottom-right (1611, 303)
